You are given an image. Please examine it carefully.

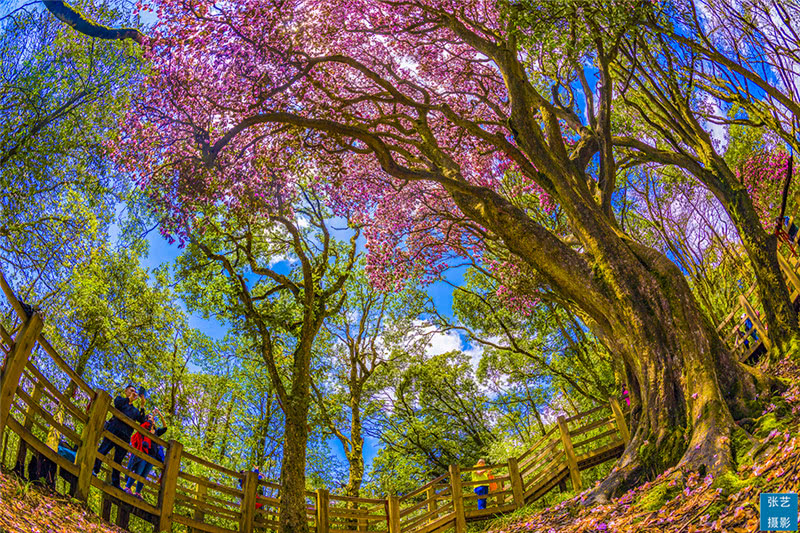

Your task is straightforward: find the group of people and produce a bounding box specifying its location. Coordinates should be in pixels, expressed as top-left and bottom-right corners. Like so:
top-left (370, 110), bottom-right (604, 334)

top-left (91, 384), bottom-right (168, 498)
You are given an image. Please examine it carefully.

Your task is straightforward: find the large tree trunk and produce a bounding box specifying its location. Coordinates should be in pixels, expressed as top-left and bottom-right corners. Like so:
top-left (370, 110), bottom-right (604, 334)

top-left (445, 180), bottom-right (774, 499)
top-left (280, 399), bottom-right (311, 533)
top-left (587, 239), bottom-right (771, 500)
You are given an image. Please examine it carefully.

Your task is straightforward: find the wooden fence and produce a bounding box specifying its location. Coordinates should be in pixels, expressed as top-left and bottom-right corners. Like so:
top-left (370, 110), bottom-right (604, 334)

top-left (716, 223), bottom-right (800, 362)
top-left (0, 271), bottom-right (633, 533)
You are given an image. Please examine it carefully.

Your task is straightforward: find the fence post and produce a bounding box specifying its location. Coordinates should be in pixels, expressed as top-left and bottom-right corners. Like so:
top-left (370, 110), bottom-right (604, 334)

top-left (73, 389), bottom-right (111, 502)
top-left (0, 313), bottom-right (43, 437)
top-left (738, 294), bottom-right (772, 352)
top-left (427, 485), bottom-right (437, 522)
top-left (191, 482), bottom-right (207, 533)
top-left (448, 464), bottom-right (466, 533)
top-left (13, 382), bottom-right (41, 476)
top-left (609, 397), bottom-right (631, 445)
top-left (388, 495), bottom-right (401, 533)
top-left (240, 470), bottom-right (258, 533)
top-left (316, 488), bottom-right (330, 533)
top-left (157, 439), bottom-right (183, 532)
top-left (507, 457), bottom-right (525, 508)
top-left (557, 416), bottom-right (582, 491)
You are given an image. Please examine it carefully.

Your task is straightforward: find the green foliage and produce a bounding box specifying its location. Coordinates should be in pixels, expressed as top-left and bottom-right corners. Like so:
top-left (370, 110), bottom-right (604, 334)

top-left (0, 1), bottom-right (143, 294)
top-left (369, 350), bottom-right (496, 495)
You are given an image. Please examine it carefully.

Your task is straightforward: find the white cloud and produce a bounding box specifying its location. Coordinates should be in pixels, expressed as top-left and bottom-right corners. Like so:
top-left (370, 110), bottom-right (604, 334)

top-left (463, 342), bottom-right (484, 370)
top-left (425, 329), bottom-right (462, 356)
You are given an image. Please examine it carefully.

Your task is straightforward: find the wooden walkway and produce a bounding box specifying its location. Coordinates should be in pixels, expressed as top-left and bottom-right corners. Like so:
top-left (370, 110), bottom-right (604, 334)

top-left (0, 271), bottom-right (632, 533)
top-left (715, 224), bottom-right (800, 364)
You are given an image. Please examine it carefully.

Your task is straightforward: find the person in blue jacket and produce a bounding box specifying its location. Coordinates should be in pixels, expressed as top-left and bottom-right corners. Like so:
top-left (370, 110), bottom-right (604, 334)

top-left (92, 383), bottom-right (146, 488)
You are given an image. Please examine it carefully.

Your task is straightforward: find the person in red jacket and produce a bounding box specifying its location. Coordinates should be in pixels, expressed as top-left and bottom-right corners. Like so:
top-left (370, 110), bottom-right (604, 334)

top-left (124, 416), bottom-right (154, 497)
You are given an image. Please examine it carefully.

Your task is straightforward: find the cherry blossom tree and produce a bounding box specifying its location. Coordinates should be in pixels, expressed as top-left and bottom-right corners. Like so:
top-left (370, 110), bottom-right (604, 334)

top-left (116, 0), bottom-right (778, 518)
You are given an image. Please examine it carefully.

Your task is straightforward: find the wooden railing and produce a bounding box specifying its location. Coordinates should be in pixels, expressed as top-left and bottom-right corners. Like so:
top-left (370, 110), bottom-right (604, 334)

top-left (716, 225), bottom-right (800, 362)
top-left (0, 273), bottom-right (631, 533)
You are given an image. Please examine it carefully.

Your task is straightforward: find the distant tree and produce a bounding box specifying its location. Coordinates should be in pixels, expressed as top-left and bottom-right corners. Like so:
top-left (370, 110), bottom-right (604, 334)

top-left (0, 2), bottom-right (141, 296)
top-left (370, 350), bottom-right (496, 495)
top-left (312, 264), bottom-right (426, 498)
top-left (175, 192), bottom-right (358, 530)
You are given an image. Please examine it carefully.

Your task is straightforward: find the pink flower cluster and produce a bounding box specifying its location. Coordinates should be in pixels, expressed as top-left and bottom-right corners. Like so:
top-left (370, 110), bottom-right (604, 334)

top-left (114, 0), bottom-right (563, 286)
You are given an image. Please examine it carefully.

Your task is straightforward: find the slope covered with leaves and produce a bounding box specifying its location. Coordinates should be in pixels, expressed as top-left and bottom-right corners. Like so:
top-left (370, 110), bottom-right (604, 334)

top-left (0, 470), bottom-right (124, 533)
top-left (483, 360), bottom-right (800, 533)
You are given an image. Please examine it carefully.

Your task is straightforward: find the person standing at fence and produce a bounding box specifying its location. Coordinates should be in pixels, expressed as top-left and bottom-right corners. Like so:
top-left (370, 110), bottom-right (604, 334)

top-left (124, 410), bottom-right (168, 497)
top-left (92, 383), bottom-right (146, 488)
top-left (472, 459), bottom-right (492, 510)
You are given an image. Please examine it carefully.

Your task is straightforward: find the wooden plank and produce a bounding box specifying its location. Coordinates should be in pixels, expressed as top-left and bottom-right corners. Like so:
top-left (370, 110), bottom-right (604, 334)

top-left (557, 416), bottom-right (581, 491)
top-left (519, 436), bottom-right (560, 469)
top-left (193, 482), bottom-right (208, 533)
top-left (464, 503), bottom-right (517, 520)
top-left (426, 485), bottom-right (437, 520)
top-left (563, 403), bottom-right (605, 425)
top-left (329, 508), bottom-right (385, 520)
top-left (98, 452), bottom-right (161, 493)
top-left (158, 439), bottom-right (183, 532)
top-left (178, 470), bottom-right (243, 498)
top-left (328, 493), bottom-right (386, 505)
top-left (239, 471), bottom-right (257, 533)
top-left (24, 362), bottom-right (88, 422)
top-left (173, 512), bottom-right (239, 533)
top-left (176, 492), bottom-right (241, 520)
top-left (0, 321), bottom-right (12, 348)
top-left (14, 381), bottom-right (41, 474)
top-left (5, 415), bottom-right (79, 477)
top-left (519, 440), bottom-right (561, 477)
top-left (181, 449), bottom-right (241, 477)
top-left (569, 416), bottom-right (614, 438)
top-left (0, 313), bottom-right (43, 437)
top-left (101, 430), bottom-right (164, 469)
top-left (35, 335), bottom-right (94, 398)
top-left (400, 472), bottom-right (448, 502)
top-left (409, 512), bottom-right (455, 533)
top-left (0, 272), bottom-right (27, 318)
top-left (516, 430), bottom-right (553, 464)
top-left (401, 504), bottom-right (452, 531)
top-left (14, 386), bottom-right (81, 442)
top-left (778, 253), bottom-right (800, 296)
top-left (400, 493), bottom-right (438, 518)
top-left (107, 404), bottom-right (169, 449)
top-left (448, 464), bottom-right (466, 533)
top-left (738, 295), bottom-right (771, 352)
top-left (573, 427), bottom-right (618, 451)
top-left (524, 466), bottom-right (568, 503)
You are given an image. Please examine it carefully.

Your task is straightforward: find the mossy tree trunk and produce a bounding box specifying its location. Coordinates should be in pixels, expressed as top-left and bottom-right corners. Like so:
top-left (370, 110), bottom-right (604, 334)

top-left (445, 179), bottom-right (773, 499)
